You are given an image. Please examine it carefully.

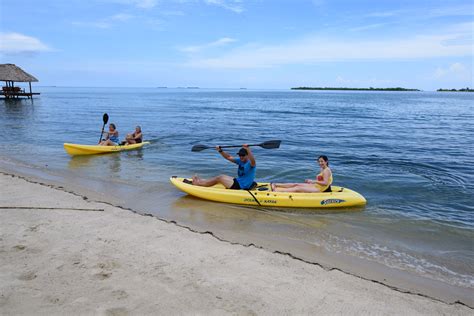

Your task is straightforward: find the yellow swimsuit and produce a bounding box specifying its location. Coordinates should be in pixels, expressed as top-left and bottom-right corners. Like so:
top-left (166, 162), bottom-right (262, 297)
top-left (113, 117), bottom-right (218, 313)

top-left (315, 170), bottom-right (333, 192)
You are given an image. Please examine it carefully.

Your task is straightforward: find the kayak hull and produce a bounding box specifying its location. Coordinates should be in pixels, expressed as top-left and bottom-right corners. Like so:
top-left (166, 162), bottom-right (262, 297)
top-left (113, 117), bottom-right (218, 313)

top-left (170, 177), bottom-right (366, 208)
top-left (64, 142), bottom-right (150, 156)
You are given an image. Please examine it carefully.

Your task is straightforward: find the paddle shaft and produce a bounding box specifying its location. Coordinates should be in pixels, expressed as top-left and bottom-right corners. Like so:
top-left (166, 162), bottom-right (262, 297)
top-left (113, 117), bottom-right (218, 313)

top-left (98, 113), bottom-right (109, 144)
top-left (219, 143), bottom-right (265, 149)
top-left (192, 140), bottom-right (281, 152)
top-left (98, 125), bottom-right (106, 144)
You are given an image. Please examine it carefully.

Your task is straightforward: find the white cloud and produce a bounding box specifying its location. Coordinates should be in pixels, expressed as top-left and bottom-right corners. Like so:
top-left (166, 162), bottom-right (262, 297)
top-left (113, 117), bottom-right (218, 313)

top-left (180, 37), bottom-right (237, 53)
top-left (428, 4), bottom-right (474, 18)
top-left (134, 0), bottom-right (158, 9)
top-left (434, 63), bottom-right (472, 81)
top-left (0, 33), bottom-right (51, 55)
top-left (72, 13), bottom-right (136, 29)
top-left (311, 0), bottom-right (325, 7)
top-left (365, 10), bottom-right (401, 18)
top-left (161, 10), bottom-right (185, 16)
top-left (349, 23), bottom-right (389, 32)
top-left (183, 24), bottom-right (473, 69)
top-left (110, 13), bottom-right (135, 21)
top-left (204, 0), bottom-right (244, 13)
top-left (110, 0), bottom-right (158, 9)
top-left (365, 4), bottom-right (473, 19)
top-left (72, 21), bottom-right (112, 28)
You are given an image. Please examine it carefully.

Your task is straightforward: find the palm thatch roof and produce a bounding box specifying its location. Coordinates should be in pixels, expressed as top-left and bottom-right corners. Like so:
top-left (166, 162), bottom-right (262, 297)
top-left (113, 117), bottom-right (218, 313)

top-left (0, 64), bottom-right (38, 82)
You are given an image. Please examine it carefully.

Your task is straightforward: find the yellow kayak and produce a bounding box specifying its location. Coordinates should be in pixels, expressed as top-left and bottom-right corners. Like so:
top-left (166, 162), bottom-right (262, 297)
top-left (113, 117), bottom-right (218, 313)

top-left (64, 142), bottom-right (150, 156)
top-left (170, 177), bottom-right (366, 208)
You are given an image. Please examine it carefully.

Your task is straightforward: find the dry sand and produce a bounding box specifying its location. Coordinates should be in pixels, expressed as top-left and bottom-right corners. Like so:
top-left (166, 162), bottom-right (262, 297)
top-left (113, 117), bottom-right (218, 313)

top-left (0, 172), bottom-right (471, 315)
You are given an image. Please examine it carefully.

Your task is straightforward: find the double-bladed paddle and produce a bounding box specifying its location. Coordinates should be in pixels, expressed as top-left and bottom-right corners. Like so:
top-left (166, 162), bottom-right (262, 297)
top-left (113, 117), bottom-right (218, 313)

top-left (98, 113), bottom-right (109, 144)
top-left (191, 140), bottom-right (281, 152)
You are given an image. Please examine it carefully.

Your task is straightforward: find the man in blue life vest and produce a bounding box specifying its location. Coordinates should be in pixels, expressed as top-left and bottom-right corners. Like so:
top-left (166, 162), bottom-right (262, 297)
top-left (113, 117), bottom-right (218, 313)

top-left (191, 144), bottom-right (257, 190)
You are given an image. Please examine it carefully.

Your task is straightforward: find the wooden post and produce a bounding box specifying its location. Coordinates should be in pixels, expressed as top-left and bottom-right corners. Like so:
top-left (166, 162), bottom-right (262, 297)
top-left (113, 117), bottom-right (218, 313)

top-left (29, 81), bottom-right (32, 99)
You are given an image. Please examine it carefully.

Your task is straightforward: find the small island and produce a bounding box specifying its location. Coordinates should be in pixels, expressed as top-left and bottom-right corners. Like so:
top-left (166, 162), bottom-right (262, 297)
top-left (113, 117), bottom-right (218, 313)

top-left (291, 87), bottom-right (420, 91)
top-left (437, 87), bottom-right (473, 92)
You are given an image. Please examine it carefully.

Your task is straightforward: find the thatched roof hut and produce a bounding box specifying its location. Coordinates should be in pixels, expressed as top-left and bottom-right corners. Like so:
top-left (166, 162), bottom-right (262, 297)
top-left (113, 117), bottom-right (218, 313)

top-left (0, 64), bottom-right (40, 99)
top-left (0, 63), bottom-right (38, 82)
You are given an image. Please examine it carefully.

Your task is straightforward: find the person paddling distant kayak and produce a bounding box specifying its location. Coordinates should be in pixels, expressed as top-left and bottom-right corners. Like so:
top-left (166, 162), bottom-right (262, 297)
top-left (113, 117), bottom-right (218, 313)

top-left (272, 155), bottom-right (333, 193)
top-left (124, 126), bottom-right (143, 145)
top-left (191, 144), bottom-right (257, 190)
top-left (99, 123), bottom-right (119, 146)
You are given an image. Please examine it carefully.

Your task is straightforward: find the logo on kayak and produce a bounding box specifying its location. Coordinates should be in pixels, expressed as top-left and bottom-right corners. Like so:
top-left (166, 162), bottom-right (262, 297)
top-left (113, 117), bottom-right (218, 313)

top-left (320, 199), bottom-right (346, 205)
top-left (243, 198), bottom-right (277, 204)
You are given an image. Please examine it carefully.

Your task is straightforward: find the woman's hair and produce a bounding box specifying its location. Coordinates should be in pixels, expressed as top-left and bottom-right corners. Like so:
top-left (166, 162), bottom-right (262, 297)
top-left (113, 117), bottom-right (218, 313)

top-left (109, 123), bottom-right (116, 130)
top-left (318, 155), bottom-right (329, 166)
top-left (136, 126), bottom-right (141, 132)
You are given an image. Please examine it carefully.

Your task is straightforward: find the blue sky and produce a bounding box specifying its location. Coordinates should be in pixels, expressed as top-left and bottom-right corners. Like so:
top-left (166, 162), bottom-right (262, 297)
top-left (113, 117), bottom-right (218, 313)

top-left (0, 0), bottom-right (472, 90)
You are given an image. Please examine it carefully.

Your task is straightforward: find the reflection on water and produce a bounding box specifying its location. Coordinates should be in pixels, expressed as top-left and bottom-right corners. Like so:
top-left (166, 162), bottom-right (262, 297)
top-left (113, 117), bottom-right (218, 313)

top-left (67, 148), bottom-right (145, 173)
top-left (4, 98), bottom-right (35, 109)
top-left (68, 155), bottom-right (98, 169)
top-left (170, 195), bottom-right (329, 231)
top-left (124, 148), bottom-right (144, 160)
top-left (67, 152), bottom-right (122, 176)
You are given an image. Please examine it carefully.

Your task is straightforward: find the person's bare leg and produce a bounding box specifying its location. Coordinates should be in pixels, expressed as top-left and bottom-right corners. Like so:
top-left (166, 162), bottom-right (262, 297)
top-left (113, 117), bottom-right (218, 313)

top-left (274, 183), bottom-right (299, 188)
top-left (193, 174), bottom-right (234, 188)
top-left (272, 182), bottom-right (298, 190)
top-left (274, 184), bottom-right (320, 193)
top-left (125, 134), bottom-right (136, 145)
top-left (192, 175), bottom-right (200, 184)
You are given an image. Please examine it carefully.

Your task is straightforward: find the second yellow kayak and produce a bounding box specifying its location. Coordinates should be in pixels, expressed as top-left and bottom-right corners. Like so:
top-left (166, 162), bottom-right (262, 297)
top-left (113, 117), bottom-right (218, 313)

top-left (64, 142), bottom-right (150, 156)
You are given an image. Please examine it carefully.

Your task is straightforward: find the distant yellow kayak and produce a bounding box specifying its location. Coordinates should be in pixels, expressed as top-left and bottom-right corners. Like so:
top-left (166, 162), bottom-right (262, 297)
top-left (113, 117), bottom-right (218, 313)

top-left (170, 176), bottom-right (366, 208)
top-left (64, 142), bottom-right (150, 156)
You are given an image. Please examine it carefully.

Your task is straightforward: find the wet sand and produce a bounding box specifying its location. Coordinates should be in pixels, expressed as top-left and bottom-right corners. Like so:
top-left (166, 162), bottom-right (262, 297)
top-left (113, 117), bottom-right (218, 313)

top-left (0, 171), bottom-right (472, 314)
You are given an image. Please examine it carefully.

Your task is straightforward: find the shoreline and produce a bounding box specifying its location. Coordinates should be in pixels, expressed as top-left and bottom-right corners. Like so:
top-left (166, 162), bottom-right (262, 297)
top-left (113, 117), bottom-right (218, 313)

top-left (1, 155), bottom-right (473, 305)
top-left (0, 163), bottom-right (473, 312)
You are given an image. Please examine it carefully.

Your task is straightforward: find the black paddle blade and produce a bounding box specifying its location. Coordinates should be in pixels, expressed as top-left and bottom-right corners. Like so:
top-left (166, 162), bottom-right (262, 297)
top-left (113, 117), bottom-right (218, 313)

top-left (259, 140), bottom-right (281, 149)
top-left (191, 144), bottom-right (211, 152)
top-left (103, 113), bottom-right (109, 124)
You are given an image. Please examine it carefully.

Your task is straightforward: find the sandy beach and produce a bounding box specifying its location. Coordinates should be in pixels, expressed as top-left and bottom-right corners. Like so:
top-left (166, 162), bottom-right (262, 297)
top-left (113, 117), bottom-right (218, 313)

top-left (0, 171), bottom-right (471, 315)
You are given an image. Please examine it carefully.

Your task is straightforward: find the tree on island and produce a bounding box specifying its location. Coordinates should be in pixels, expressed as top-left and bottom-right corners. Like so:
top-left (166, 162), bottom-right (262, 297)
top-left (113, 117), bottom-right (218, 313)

top-left (437, 87), bottom-right (473, 92)
top-left (290, 87), bottom-right (420, 91)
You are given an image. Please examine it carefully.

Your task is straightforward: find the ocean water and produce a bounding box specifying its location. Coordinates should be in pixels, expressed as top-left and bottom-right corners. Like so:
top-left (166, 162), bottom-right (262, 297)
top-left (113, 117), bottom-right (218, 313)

top-left (1, 87), bottom-right (473, 295)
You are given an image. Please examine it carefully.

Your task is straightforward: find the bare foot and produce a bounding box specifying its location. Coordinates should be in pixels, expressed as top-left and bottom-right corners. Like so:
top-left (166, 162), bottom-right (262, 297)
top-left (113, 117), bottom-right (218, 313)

top-left (271, 183), bottom-right (276, 191)
top-left (192, 175), bottom-right (200, 185)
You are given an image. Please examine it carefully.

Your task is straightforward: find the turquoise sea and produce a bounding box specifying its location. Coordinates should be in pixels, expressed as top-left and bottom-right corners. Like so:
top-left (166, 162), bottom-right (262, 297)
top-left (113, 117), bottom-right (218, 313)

top-left (1, 87), bottom-right (473, 301)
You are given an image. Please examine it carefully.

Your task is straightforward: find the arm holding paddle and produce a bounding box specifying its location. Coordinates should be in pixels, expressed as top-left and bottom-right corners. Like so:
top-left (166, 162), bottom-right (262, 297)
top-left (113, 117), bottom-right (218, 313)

top-left (216, 146), bottom-right (235, 163)
top-left (243, 144), bottom-right (256, 167)
top-left (216, 144), bottom-right (256, 166)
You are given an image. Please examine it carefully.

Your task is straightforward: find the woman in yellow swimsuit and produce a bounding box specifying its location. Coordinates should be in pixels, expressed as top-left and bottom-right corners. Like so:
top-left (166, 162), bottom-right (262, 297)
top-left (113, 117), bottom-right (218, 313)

top-left (271, 155), bottom-right (333, 193)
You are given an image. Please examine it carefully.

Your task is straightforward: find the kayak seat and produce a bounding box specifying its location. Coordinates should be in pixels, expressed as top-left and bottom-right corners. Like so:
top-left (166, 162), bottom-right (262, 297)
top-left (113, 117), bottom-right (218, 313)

top-left (248, 182), bottom-right (258, 190)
